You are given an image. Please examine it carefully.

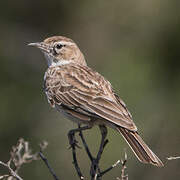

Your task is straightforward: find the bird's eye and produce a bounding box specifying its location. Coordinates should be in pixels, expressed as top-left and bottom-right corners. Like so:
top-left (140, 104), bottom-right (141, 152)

top-left (53, 43), bottom-right (66, 55)
top-left (56, 44), bottom-right (63, 49)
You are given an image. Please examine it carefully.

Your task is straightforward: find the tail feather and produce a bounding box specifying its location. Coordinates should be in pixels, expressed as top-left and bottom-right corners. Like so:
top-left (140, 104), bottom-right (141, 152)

top-left (117, 127), bottom-right (163, 167)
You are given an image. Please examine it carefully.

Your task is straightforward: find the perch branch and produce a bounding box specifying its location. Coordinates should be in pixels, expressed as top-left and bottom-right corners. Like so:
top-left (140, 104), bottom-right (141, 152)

top-left (68, 125), bottom-right (92, 180)
top-left (90, 125), bottom-right (108, 179)
top-left (69, 125), bottom-right (127, 180)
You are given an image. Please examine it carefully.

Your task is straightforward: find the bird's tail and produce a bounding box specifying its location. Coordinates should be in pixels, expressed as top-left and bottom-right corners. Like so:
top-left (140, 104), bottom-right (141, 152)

top-left (117, 127), bottom-right (164, 167)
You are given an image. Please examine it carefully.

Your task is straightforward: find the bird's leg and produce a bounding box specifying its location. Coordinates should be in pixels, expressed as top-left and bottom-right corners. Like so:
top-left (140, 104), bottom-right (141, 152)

top-left (68, 125), bottom-right (92, 148)
top-left (68, 125), bottom-right (92, 180)
top-left (90, 125), bottom-right (108, 180)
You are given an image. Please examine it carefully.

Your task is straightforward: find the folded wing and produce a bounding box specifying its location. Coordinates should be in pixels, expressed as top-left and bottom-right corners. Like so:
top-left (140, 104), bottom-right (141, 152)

top-left (44, 64), bottom-right (137, 131)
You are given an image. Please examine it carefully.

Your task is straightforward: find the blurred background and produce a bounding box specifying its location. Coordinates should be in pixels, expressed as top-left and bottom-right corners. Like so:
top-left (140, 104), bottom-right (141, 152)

top-left (0, 0), bottom-right (180, 179)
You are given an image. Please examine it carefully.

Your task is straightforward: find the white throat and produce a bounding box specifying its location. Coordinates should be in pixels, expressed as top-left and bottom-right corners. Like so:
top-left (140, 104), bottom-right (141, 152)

top-left (44, 53), bottom-right (71, 67)
top-left (51, 60), bottom-right (71, 67)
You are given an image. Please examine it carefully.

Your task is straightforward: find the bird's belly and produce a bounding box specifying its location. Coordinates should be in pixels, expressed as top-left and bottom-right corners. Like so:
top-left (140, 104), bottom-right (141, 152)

top-left (55, 105), bottom-right (91, 125)
top-left (54, 104), bottom-right (118, 130)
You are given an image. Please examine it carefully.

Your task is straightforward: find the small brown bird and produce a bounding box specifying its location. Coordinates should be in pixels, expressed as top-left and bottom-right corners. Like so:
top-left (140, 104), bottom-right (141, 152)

top-left (28, 36), bottom-right (163, 167)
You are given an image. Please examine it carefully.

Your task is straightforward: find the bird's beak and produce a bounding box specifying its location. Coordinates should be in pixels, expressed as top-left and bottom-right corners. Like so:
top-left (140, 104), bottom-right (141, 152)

top-left (28, 42), bottom-right (50, 53)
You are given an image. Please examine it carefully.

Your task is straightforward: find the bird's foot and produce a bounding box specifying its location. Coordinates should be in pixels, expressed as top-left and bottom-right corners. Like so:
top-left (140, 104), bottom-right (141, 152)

top-left (68, 131), bottom-right (81, 149)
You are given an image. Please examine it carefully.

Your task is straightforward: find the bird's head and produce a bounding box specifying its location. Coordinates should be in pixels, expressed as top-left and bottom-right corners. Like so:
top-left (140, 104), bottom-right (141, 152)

top-left (28, 36), bottom-right (86, 67)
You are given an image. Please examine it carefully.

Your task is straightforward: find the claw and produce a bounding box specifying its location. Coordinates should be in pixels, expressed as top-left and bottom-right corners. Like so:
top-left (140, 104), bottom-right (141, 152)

top-left (68, 134), bottom-right (81, 149)
top-left (68, 141), bottom-right (82, 149)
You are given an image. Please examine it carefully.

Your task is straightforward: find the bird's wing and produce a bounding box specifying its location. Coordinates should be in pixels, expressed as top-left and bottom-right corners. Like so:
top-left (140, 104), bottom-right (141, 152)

top-left (44, 64), bottom-right (137, 131)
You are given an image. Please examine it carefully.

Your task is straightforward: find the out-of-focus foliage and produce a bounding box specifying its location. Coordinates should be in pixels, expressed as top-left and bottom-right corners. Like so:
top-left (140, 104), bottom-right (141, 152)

top-left (0, 0), bottom-right (180, 179)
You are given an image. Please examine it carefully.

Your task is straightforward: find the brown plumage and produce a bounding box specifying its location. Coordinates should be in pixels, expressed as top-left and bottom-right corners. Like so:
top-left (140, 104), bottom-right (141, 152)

top-left (29, 36), bottom-right (164, 167)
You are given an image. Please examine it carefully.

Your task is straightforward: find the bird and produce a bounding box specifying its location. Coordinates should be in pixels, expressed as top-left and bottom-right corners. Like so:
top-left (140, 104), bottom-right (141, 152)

top-left (28, 35), bottom-right (163, 167)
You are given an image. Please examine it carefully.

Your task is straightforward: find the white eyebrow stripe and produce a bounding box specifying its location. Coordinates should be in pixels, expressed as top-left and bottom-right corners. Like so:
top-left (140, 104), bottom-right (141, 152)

top-left (57, 41), bottom-right (75, 46)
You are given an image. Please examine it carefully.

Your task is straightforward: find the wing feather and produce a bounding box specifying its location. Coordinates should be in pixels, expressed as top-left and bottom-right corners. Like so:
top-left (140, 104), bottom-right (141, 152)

top-left (45, 64), bottom-right (137, 131)
top-left (70, 90), bottom-right (136, 130)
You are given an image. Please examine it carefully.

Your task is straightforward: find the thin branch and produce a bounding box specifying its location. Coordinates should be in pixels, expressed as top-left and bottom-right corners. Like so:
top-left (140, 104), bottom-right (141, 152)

top-left (90, 125), bottom-right (108, 180)
top-left (97, 160), bottom-right (120, 178)
top-left (68, 126), bottom-right (91, 180)
top-left (0, 161), bottom-right (23, 180)
top-left (0, 138), bottom-right (48, 180)
top-left (39, 152), bottom-right (59, 180)
top-left (68, 125), bottom-right (128, 180)
top-left (117, 152), bottom-right (128, 180)
top-left (167, 156), bottom-right (180, 161)
top-left (78, 125), bottom-right (93, 161)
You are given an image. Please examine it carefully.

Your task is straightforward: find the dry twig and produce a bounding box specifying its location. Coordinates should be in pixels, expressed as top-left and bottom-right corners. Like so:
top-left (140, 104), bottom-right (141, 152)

top-left (167, 156), bottom-right (180, 161)
top-left (116, 152), bottom-right (128, 180)
top-left (0, 138), bottom-right (48, 180)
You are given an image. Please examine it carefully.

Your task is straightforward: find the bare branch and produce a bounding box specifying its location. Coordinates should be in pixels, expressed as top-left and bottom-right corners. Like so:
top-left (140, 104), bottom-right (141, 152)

top-left (0, 138), bottom-right (48, 180)
top-left (167, 156), bottom-right (180, 161)
top-left (39, 151), bottom-right (59, 180)
top-left (116, 152), bottom-right (128, 180)
top-left (97, 160), bottom-right (120, 178)
top-left (0, 160), bottom-right (23, 180)
top-left (68, 125), bottom-right (125, 180)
